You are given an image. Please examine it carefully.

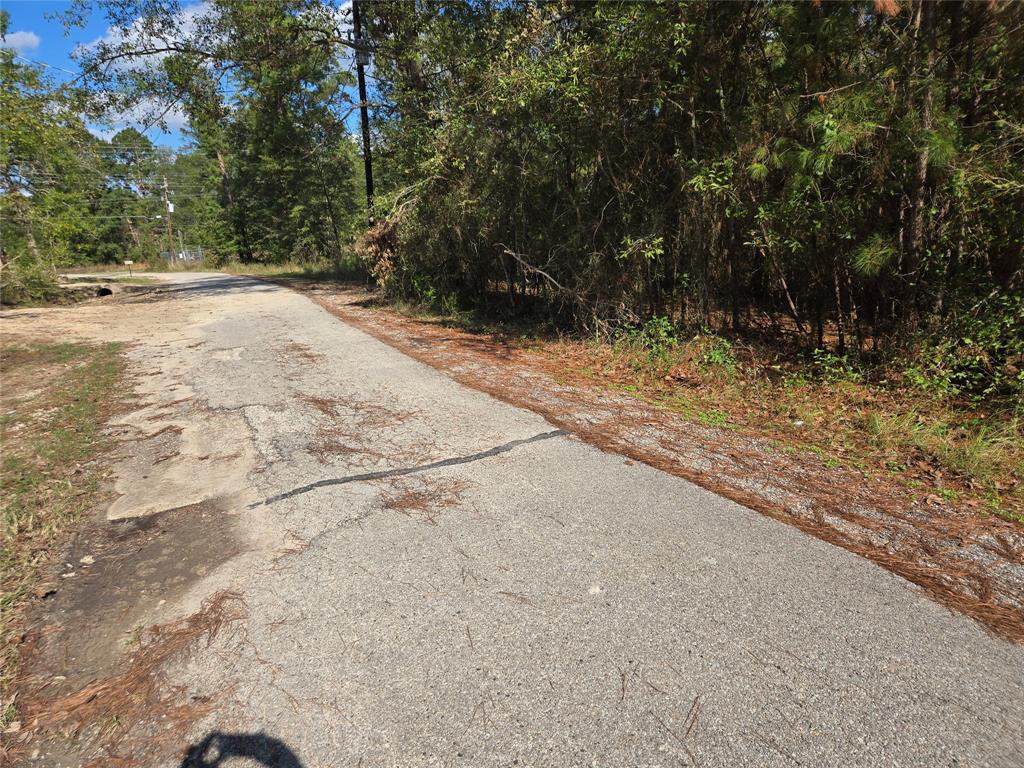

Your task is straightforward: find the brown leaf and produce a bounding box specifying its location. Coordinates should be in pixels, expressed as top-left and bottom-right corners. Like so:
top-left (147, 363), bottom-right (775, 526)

top-left (874, 0), bottom-right (901, 18)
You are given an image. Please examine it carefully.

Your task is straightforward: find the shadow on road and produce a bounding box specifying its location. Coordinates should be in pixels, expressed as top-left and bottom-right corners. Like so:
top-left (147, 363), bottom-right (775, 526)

top-left (180, 731), bottom-right (304, 767)
top-left (125, 274), bottom-right (282, 303)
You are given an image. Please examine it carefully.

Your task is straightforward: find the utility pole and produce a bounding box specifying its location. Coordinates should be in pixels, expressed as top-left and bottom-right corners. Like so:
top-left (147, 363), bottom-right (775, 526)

top-left (162, 177), bottom-right (175, 263)
top-left (352, 0), bottom-right (374, 223)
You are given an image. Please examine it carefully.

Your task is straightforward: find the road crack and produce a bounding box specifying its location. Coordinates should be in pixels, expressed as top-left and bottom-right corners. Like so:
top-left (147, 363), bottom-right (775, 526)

top-left (251, 428), bottom-right (567, 507)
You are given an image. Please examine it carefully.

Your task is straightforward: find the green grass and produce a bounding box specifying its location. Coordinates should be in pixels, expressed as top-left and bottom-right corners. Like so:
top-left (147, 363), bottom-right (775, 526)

top-left (696, 408), bottom-right (730, 427)
top-left (1, 341), bottom-right (125, 717)
top-left (863, 410), bottom-right (1022, 489)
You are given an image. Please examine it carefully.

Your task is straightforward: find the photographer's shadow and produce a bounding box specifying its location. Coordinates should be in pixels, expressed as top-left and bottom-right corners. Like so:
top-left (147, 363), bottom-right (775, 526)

top-left (180, 731), bottom-right (303, 767)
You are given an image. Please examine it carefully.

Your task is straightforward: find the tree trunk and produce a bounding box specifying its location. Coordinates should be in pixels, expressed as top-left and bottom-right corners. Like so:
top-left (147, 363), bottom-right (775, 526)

top-left (904, 0), bottom-right (937, 326)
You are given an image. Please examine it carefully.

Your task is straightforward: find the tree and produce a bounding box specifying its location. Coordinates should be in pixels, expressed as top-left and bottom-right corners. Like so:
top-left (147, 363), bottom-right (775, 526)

top-left (356, 0), bottom-right (1023, 400)
top-left (72, 0), bottom-right (365, 265)
top-left (1, 10), bottom-right (106, 300)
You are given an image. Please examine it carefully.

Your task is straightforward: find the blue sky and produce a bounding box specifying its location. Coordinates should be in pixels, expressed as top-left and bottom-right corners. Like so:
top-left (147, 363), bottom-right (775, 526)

top-left (3, 0), bottom-right (362, 148)
top-left (2, 0), bottom-right (190, 146)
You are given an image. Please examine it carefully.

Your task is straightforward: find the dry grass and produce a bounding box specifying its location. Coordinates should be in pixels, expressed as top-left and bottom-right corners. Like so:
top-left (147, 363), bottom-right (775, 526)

top-left (1, 341), bottom-right (125, 715)
top-left (380, 477), bottom-right (469, 525)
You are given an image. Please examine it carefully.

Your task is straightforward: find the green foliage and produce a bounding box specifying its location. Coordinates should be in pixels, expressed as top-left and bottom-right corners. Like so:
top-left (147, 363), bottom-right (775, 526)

top-left (697, 409), bottom-right (730, 427)
top-left (354, 0), bottom-right (1022, 408)
top-left (851, 235), bottom-right (897, 277)
top-left (621, 316), bottom-right (678, 359)
top-left (698, 335), bottom-right (737, 374)
top-left (411, 274), bottom-right (438, 307)
top-left (0, 259), bottom-right (60, 305)
top-left (905, 292), bottom-right (1024, 403)
top-left (812, 349), bottom-right (863, 384)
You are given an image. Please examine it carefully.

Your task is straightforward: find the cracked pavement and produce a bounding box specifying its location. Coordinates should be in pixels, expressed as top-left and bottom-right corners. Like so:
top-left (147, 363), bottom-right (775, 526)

top-left (7, 272), bottom-right (1024, 767)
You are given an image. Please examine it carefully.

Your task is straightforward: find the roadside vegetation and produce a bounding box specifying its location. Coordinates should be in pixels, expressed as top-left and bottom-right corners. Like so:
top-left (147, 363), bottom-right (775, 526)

top-left (0, 341), bottom-right (125, 725)
top-left (567, 325), bottom-right (1021, 520)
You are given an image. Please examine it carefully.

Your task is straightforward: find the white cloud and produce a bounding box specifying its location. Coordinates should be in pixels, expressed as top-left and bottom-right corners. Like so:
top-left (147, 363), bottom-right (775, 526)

top-left (75, 2), bottom-right (211, 66)
top-left (86, 100), bottom-right (189, 143)
top-left (87, 124), bottom-right (119, 142)
top-left (2, 30), bottom-right (41, 54)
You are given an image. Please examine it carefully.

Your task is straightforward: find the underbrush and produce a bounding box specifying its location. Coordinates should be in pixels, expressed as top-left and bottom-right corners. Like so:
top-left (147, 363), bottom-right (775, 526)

top-left (0, 341), bottom-right (125, 721)
top-left (224, 259), bottom-right (367, 281)
top-left (559, 319), bottom-right (1022, 520)
top-left (0, 262), bottom-right (61, 306)
top-left (35, 256), bottom-right (369, 290)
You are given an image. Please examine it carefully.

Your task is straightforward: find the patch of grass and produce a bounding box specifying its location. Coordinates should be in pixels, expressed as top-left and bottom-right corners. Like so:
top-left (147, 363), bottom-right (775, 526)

top-left (864, 411), bottom-right (1022, 491)
top-left (696, 408), bottom-right (730, 427)
top-left (1, 340), bottom-right (125, 714)
top-left (221, 257), bottom-right (367, 282)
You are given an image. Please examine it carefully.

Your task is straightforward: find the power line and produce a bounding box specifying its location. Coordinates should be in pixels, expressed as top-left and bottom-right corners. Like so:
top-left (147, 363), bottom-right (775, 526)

top-left (32, 214), bottom-right (165, 220)
top-left (12, 54), bottom-right (78, 76)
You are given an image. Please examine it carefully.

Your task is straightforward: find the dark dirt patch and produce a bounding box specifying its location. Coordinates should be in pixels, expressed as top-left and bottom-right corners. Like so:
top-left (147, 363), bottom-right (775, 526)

top-left (283, 341), bottom-right (323, 364)
top-left (7, 500), bottom-right (243, 766)
top-left (272, 278), bottom-right (1024, 644)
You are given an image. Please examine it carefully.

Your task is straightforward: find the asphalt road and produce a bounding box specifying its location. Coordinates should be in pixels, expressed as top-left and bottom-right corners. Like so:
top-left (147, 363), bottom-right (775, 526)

top-left (34, 273), bottom-right (1024, 766)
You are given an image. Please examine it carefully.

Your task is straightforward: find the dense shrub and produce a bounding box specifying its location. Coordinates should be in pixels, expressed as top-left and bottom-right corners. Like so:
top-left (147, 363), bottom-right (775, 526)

top-left (361, 1), bottom-right (1023, 404)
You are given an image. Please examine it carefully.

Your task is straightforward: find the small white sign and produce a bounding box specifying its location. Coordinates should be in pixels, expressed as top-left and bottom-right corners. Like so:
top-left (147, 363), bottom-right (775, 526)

top-left (167, 202), bottom-right (175, 213)
top-left (124, 260), bottom-right (134, 265)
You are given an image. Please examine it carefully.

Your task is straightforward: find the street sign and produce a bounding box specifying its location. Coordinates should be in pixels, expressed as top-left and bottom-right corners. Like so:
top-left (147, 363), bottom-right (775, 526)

top-left (124, 259), bottom-right (134, 276)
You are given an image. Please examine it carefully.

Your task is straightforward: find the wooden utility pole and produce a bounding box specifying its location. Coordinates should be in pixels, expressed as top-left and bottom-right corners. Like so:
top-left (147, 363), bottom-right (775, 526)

top-left (352, 0), bottom-right (374, 222)
top-left (162, 176), bottom-right (175, 262)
